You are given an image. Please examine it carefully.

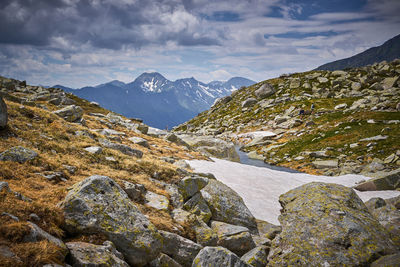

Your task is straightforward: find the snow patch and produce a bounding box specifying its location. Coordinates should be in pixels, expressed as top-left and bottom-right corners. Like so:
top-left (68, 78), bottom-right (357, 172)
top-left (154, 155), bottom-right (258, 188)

top-left (187, 158), bottom-right (400, 225)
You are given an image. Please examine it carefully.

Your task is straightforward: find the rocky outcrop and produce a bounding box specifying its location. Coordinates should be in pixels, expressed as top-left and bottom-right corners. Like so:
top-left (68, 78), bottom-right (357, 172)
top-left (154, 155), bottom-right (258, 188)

top-left (0, 96), bottom-right (7, 128)
top-left (192, 246), bottom-right (250, 267)
top-left (371, 252), bottom-right (400, 267)
top-left (99, 138), bottom-right (143, 158)
top-left (268, 182), bottom-right (397, 266)
top-left (61, 175), bottom-right (162, 266)
top-left (53, 105), bottom-right (83, 122)
top-left (211, 221), bottom-right (256, 256)
top-left (254, 83), bottom-right (275, 99)
top-left (0, 146), bottom-right (38, 163)
top-left (177, 134), bottom-right (239, 162)
top-left (240, 246), bottom-right (269, 267)
top-left (355, 168), bottom-right (400, 191)
top-left (159, 230), bottom-right (202, 267)
top-left (66, 241), bottom-right (129, 267)
top-left (177, 176), bottom-right (209, 201)
top-left (201, 179), bottom-right (258, 234)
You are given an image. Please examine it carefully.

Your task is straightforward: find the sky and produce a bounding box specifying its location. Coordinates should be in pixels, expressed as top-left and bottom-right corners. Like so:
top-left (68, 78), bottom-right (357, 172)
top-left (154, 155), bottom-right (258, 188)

top-left (0, 0), bottom-right (399, 88)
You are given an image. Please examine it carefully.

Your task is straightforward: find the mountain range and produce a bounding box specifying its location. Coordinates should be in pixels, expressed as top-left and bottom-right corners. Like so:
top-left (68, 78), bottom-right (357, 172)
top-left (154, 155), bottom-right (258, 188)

top-left (55, 73), bottom-right (255, 128)
top-left (316, 33), bottom-right (400, 71)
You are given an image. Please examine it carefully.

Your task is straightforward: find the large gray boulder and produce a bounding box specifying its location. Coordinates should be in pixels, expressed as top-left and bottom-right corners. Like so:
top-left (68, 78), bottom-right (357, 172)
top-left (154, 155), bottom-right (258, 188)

top-left (66, 241), bottom-right (129, 267)
top-left (0, 146), bottom-right (38, 163)
top-left (201, 179), bottom-right (258, 234)
top-left (53, 105), bottom-right (83, 122)
top-left (177, 176), bottom-right (209, 201)
top-left (0, 96), bottom-right (7, 128)
top-left (178, 134), bottom-right (240, 162)
top-left (192, 246), bottom-right (250, 267)
top-left (61, 175), bottom-right (162, 266)
top-left (267, 182), bottom-right (397, 266)
top-left (242, 98), bottom-right (257, 108)
top-left (254, 83), bottom-right (275, 99)
top-left (211, 221), bottom-right (256, 256)
top-left (183, 192), bottom-right (212, 223)
top-left (159, 230), bottom-right (203, 267)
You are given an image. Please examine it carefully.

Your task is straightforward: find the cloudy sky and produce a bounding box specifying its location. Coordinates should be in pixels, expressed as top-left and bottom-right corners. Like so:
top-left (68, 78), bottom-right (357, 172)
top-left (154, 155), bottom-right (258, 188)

top-left (0, 0), bottom-right (399, 88)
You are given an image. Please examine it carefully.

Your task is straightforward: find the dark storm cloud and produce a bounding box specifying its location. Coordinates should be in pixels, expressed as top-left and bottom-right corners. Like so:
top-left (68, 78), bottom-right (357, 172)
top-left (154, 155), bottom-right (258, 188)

top-left (0, 0), bottom-right (219, 50)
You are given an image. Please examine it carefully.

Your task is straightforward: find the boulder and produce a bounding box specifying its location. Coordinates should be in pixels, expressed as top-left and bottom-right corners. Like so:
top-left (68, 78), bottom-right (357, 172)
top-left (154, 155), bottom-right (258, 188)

top-left (0, 146), bottom-right (38, 163)
top-left (240, 246), bottom-right (269, 267)
top-left (242, 98), bottom-right (257, 108)
top-left (371, 253), bottom-right (400, 267)
top-left (23, 222), bottom-right (68, 262)
top-left (165, 133), bottom-right (190, 147)
top-left (66, 241), bottom-right (129, 267)
top-left (61, 175), bottom-right (162, 266)
top-left (159, 230), bottom-right (203, 267)
top-left (177, 176), bottom-right (209, 201)
top-left (148, 253), bottom-right (183, 267)
top-left (192, 218), bottom-right (218, 246)
top-left (122, 181), bottom-right (146, 202)
top-left (201, 179), bottom-right (258, 234)
top-left (267, 182), bottom-right (397, 266)
top-left (192, 246), bottom-right (250, 267)
top-left (0, 96), bottom-right (7, 128)
top-left (334, 103), bottom-right (348, 110)
top-left (355, 168), bottom-right (400, 191)
top-left (254, 83), bottom-right (275, 99)
top-left (178, 134), bottom-right (240, 162)
top-left (211, 221), bottom-right (256, 256)
top-left (365, 197), bottom-right (400, 247)
top-left (213, 96), bottom-right (232, 107)
top-left (256, 220), bottom-right (281, 240)
top-left (312, 159), bottom-right (338, 169)
top-left (99, 138), bottom-right (143, 158)
top-left (53, 105), bottom-right (83, 122)
top-left (144, 191), bottom-right (169, 211)
top-left (84, 146), bottom-right (102, 154)
top-left (183, 192), bottom-right (212, 223)
top-left (128, 136), bottom-right (150, 148)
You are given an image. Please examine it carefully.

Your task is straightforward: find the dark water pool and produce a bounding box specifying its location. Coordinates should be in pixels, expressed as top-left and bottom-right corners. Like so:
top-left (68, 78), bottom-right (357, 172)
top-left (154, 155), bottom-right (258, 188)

top-left (235, 146), bottom-right (302, 173)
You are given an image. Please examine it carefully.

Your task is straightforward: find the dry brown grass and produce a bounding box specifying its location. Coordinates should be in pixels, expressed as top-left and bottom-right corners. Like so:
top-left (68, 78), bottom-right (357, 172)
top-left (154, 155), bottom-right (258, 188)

top-left (0, 91), bottom-right (205, 265)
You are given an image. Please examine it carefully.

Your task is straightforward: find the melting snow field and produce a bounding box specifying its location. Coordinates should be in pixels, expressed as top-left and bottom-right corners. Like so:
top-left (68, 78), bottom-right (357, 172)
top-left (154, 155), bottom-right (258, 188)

top-left (188, 158), bottom-right (400, 225)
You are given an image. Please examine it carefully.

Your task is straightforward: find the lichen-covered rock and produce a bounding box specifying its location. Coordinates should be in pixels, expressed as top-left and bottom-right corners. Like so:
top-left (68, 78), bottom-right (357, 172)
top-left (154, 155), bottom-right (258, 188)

top-left (53, 105), bottom-right (83, 122)
top-left (192, 218), bottom-right (218, 247)
top-left (365, 197), bottom-right (400, 247)
top-left (0, 146), bottom-right (38, 163)
top-left (201, 179), bottom-right (258, 234)
top-left (0, 96), bottom-right (7, 128)
top-left (66, 241), bottom-right (129, 267)
top-left (145, 191), bottom-right (170, 211)
top-left (254, 83), bottom-right (275, 99)
top-left (240, 246), bottom-right (269, 267)
top-left (267, 182), bottom-right (397, 266)
top-left (122, 181), bottom-right (146, 202)
top-left (165, 133), bottom-right (190, 148)
top-left (128, 136), bottom-right (150, 148)
top-left (355, 168), bottom-right (400, 191)
top-left (183, 193), bottom-right (212, 223)
top-left (211, 221), bottom-right (256, 256)
top-left (99, 138), bottom-right (143, 158)
top-left (242, 98), bottom-right (257, 108)
top-left (371, 252), bottom-right (400, 267)
top-left (61, 175), bottom-right (162, 266)
top-left (256, 220), bottom-right (281, 240)
top-left (148, 253), bottom-right (183, 267)
top-left (177, 176), bottom-right (209, 201)
top-left (192, 246), bottom-right (250, 267)
top-left (159, 230), bottom-right (203, 267)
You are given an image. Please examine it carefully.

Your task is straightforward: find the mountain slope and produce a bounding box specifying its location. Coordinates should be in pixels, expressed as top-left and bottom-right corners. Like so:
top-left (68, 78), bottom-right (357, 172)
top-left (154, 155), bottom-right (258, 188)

top-left (316, 34), bottom-right (400, 71)
top-left (175, 59), bottom-right (400, 176)
top-left (56, 74), bottom-right (255, 129)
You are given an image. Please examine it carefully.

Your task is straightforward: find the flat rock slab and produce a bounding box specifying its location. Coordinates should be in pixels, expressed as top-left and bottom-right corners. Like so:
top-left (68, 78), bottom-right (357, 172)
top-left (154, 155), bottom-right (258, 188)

top-left (0, 146), bottom-right (38, 163)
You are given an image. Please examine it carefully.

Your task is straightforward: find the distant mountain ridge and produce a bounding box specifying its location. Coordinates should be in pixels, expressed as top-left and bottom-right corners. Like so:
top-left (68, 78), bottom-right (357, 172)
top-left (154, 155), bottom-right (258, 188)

top-left (55, 73), bottom-right (255, 128)
top-left (316, 33), bottom-right (400, 71)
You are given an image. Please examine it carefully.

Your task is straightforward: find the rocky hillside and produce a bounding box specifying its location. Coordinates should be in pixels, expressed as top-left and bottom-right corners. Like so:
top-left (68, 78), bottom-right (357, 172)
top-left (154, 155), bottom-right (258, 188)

top-left (0, 75), bottom-right (399, 266)
top-left (175, 60), bottom-right (400, 176)
top-left (316, 33), bottom-right (400, 71)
